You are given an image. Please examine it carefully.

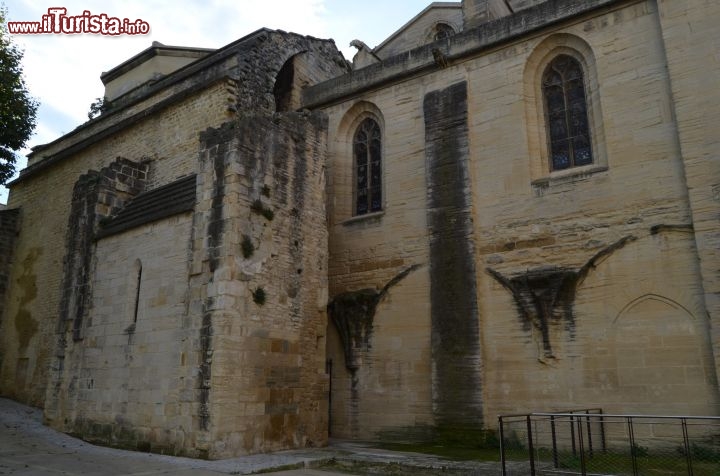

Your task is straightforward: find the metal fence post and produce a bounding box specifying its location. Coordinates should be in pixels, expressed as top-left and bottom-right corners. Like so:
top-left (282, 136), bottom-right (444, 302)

top-left (585, 410), bottom-right (594, 459)
top-left (627, 416), bottom-right (638, 476)
top-left (498, 411), bottom-right (719, 476)
top-left (551, 415), bottom-right (559, 468)
top-left (577, 416), bottom-right (587, 475)
top-left (599, 409), bottom-right (607, 453)
top-left (499, 416), bottom-right (507, 476)
top-left (527, 415), bottom-right (536, 476)
top-left (681, 418), bottom-right (693, 476)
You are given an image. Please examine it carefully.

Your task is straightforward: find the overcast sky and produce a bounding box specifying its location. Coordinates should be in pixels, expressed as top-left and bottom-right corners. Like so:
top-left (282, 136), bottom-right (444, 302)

top-left (4, 0), bottom-right (439, 202)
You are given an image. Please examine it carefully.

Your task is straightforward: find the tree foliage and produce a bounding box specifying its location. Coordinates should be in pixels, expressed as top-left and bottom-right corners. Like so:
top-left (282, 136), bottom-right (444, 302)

top-left (0, 6), bottom-right (38, 184)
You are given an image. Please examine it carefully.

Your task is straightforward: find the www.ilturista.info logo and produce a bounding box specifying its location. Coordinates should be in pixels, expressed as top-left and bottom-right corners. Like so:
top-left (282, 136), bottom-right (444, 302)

top-left (8, 8), bottom-right (150, 35)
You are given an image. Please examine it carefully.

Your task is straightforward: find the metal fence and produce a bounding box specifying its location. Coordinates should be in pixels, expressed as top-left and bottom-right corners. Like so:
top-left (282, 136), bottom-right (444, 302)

top-left (499, 410), bottom-right (720, 475)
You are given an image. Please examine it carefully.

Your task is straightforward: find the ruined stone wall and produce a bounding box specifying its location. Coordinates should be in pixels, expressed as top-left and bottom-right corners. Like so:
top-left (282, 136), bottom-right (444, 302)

top-left (191, 113), bottom-right (329, 458)
top-left (231, 32), bottom-right (348, 117)
top-left (0, 29), bottom-right (346, 457)
top-left (60, 213), bottom-right (195, 454)
top-left (0, 81), bottom-right (233, 406)
top-left (320, 0), bottom-right (719, 440)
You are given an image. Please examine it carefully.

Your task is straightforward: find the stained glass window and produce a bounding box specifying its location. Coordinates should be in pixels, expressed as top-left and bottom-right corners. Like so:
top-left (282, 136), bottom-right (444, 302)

top-left (353, 118), bottom-right (382, 215)
top-left (542, 55), bottom-right (593, 171)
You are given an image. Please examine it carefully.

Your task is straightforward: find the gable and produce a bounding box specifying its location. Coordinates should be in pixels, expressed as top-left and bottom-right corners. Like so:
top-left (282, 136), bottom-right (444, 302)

top-left (374, 2), bottom-right (463, 59)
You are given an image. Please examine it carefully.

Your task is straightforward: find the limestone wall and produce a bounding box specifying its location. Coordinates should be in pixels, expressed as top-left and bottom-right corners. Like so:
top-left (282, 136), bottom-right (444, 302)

top-left (62, 213), bottom-right (195, 453)
top-left (0, 29), bottom-right (347, 418)
top-left (322, 80), bottom-right (442, 438)
top-left (0, 0), bottom-right (715, 455)
top-left (0, 84), bottom-right (227, 406)
top-left (655, 0), bottom-right (720, 392)
top-left (0, 82), bottom-right (232, 407)
top-left (0, 209), bottom-right (19, 389)
top-left (462, 0), bottom-right (513, 29)
top-left (375, 5), bottom-right (464, 59)
top-left (321, 0), bottom-right (719, 441)
top-left (192, 113), bottom-right (329, 457)
top-left (483, 232), bottom-right (716, 416)
top-left (475, 0), bottom-right (718, 417)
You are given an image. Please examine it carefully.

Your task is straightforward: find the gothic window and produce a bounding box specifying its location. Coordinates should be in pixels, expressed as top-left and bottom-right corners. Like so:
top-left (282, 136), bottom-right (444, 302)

top-left (434, 23), bottom-right (455, 41)
top-left (353, 118), bottom-right (382, 215)
top-left (542, 54), bottom-right (593, 171)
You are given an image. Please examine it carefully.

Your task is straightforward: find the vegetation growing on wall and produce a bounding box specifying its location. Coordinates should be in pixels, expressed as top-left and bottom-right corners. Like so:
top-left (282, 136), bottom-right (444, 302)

top-left (252, 287), bottom-right (266, 305)
top-left (241, 235), bottom-right (255, 258)
top-left (251, 199), bottom-right (274, 221)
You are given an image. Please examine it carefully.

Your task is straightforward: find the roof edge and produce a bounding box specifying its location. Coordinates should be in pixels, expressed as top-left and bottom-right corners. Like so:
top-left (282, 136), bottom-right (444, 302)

top-left (28, 27), bottom-right (276, 158)
top-left (100, 42), bottom-right (216, 85)
top-left (374, 2), bottom-right (462, 53)
top-left (304, 0), bottom-right (631, 109)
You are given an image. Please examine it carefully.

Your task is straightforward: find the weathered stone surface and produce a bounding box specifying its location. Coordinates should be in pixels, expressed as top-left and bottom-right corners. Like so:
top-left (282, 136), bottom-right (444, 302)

top-left (303, 0), bottom-right (619, 108)
top-left (0, 209), bottom-right (19, 384)
top-left (328, 265), bottom-right (421, 372)
top-left (191, 112), bottom-right (330, 458)
top-left (0, 30), bottom-right (344, 457)
top-left (423, 81), bottom-right (483, 430)
top-left (0, 0), bottom-right (718, 459)
top-left (96, 174), bottom-right (196, 239)
top-left (374, 4), bottom-right (464, 60)
top-left (322, 0), bottom-right (720, 442)
top-left (655, 0), bottom-right (720, 392)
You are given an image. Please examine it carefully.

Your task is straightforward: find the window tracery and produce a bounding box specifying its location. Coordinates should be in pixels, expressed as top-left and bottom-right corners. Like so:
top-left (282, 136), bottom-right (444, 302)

top-left (353, 118), bottom-right (382, 215)
top-left (542, 54), bottom-right (593, 170)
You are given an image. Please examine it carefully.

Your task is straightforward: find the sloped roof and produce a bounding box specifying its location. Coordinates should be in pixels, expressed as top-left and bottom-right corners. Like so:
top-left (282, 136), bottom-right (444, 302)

top-left (96, 174), bottom-right (196, 239)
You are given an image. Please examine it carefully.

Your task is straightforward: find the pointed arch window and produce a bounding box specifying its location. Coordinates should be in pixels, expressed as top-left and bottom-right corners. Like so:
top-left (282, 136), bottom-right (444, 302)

top-left (542, 54), bottom-right (593, 171)
top-left (353, 118), bottom-right (382, 215)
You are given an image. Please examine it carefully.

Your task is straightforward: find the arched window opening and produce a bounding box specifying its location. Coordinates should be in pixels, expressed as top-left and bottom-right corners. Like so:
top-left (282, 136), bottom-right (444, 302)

top-left (353, 118), bottom-right (382, 215)
top-left (542, 54), bottom-right (593, 171)
top-left (273, 56), bottom-right (297, 112)
top-left (434, 23), bottom-right (455, 41)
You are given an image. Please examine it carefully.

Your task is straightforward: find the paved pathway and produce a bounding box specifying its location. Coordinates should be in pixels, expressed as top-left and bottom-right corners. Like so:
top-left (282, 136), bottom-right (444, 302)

top-left (0, 397), bottom-right (349, 475)
top-left (0, 397), bottom-right (511, 475)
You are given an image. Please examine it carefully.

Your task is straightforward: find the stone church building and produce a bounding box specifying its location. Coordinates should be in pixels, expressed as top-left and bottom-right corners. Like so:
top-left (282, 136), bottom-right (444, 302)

top-left (0, 0), bottom-right (718, 459)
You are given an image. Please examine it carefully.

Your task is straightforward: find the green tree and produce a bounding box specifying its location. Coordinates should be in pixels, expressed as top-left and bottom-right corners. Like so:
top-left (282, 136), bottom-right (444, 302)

top-left (0, 5), bottom-right (38, 184)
